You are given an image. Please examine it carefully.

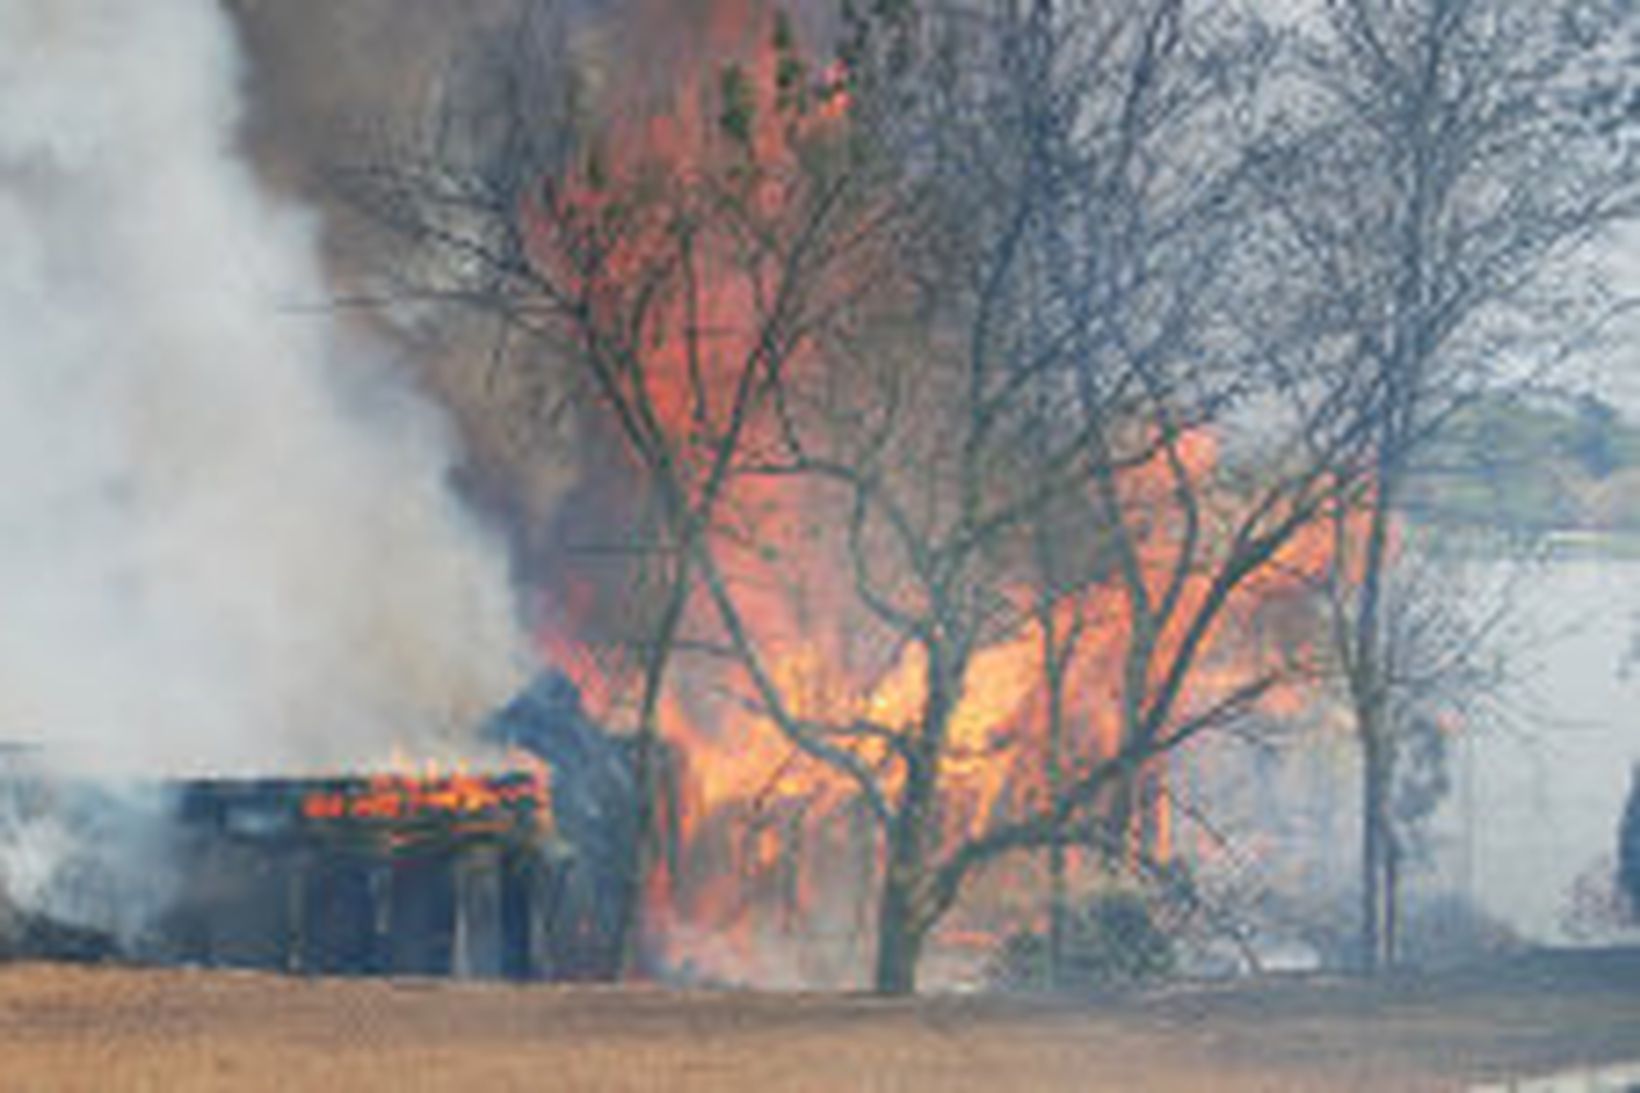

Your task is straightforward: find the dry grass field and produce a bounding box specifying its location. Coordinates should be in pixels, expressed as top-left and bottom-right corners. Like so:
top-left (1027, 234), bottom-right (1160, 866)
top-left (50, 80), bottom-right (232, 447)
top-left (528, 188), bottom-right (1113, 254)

top-left (1, 951), bottom-right (1637, 1091)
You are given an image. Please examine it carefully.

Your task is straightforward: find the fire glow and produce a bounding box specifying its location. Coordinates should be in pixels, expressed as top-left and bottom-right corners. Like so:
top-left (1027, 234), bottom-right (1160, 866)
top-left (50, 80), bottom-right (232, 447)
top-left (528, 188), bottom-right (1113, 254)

top-left (299, 767), bottom-right (551, 829)
top-left (518, 1), bottom-right (1352, 984)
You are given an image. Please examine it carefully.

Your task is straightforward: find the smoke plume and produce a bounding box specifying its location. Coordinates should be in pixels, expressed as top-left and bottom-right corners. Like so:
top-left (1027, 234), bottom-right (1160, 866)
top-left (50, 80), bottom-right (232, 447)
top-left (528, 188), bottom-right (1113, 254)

top-left (0, 0), bottom-right (528, 776)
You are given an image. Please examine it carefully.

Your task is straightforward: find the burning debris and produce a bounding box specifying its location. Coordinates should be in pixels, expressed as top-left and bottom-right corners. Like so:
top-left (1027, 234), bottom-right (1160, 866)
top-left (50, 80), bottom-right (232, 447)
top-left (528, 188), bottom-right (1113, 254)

top-left (165, 770), bottom-right (555, 978)
top-left (0, 674), bottom-right (639, 982)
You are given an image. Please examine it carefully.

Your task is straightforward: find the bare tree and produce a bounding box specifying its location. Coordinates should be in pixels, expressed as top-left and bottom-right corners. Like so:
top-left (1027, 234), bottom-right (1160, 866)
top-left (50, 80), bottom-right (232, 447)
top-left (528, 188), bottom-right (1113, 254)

top-left (355, 0), bottom-right (1416, 995)
top-left (1258, 0), bottom-right (1640, 970)
top-left (1366, 543), bottom-right (1541, 962)
top-left (348, 1), bottom-right (897, 970)
top-left (702, 0), bottom-right (1392, 993)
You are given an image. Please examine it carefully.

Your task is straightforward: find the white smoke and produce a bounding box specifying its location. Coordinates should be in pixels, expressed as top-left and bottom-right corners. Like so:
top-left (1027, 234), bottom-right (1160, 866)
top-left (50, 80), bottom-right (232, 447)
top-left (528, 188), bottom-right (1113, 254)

top-left (0, 0), bottom-right (529, 776)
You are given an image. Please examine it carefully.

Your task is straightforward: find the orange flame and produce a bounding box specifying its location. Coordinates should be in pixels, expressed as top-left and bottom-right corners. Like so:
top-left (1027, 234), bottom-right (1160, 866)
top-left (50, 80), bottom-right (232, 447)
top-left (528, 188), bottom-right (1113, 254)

top-left (522, 3), bottom-right (1350, 985)
top-left (300, 766), bottom-right (552, 832)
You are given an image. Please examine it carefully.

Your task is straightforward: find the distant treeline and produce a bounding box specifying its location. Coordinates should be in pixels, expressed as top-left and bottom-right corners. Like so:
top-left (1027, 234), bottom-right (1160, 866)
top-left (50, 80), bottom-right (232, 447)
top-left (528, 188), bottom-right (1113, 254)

top-left (1404, 392), bottom-right (1640, 536)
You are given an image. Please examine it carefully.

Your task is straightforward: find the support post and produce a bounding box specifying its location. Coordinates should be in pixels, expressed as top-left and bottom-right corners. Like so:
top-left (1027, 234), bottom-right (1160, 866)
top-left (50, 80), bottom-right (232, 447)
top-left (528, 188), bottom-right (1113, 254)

top-left (284, 847), bottom-right (308, 975)
top-left (369, 860), bottom-right (394, 975)
top-left (452, 845), bottom-right (503, 978)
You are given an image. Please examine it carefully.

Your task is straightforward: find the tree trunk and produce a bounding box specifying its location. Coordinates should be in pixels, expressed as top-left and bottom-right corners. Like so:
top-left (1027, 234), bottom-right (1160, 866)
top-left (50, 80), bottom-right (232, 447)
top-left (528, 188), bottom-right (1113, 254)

top-left (1360, 727), bottom-right (1385, 973)
top-left (873, 694), bottom-right (945, 995)
top-left (874, 766), bottom-right (934, 995)
top-left (1383, 826), bottom-right (1400, 968)
top-left (1040, 613), bottom-right (1070, 989)
top-left (1351, 430), bottom-right (1399, 975)
top-left (614, 547), bottom-right (693, 977)
top-left (873, 861), bottom-right (926, 996)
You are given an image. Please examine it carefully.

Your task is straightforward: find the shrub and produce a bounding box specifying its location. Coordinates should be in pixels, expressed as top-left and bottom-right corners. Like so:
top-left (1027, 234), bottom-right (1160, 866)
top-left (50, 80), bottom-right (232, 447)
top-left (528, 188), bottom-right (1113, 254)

top-left (988, 890), bottom-right (1175, 994)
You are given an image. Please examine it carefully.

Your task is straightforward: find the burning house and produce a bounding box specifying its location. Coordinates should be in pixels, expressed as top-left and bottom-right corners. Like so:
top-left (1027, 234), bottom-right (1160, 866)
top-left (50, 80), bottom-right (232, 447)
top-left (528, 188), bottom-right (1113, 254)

top-left (5, 0), bottom-right (1482, 999)
top-left (0, 673), bottom-right (639, 982)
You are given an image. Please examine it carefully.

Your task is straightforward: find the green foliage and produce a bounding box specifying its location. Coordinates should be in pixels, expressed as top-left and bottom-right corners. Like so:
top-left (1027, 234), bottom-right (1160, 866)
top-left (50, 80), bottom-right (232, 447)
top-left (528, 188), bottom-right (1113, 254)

top-left (988, 890), bottom-right (1175, 994)
top-left (772, 9), bottom-right (796, 53)
top-left (1405, 391), bottom-right (1640, 534)
top-left (1570, 393), bottom-right (1624, 479)
top-left (771, 10), bottom-right (808, 115)
top-left (718, 63), bottom-right (754, 146)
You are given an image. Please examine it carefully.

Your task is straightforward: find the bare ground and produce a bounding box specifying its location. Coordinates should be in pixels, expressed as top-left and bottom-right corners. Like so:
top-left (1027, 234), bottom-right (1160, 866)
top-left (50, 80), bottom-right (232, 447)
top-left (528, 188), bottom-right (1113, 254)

top-left (1, 950), bottom-right (1637, 1091)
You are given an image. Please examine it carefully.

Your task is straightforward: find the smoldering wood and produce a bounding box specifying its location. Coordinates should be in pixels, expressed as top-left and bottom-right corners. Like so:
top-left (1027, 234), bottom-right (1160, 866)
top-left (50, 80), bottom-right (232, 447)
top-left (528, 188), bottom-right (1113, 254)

top-left (0, 672), bottom-right (639, 982)
top-left (123, 773), bottom-right (560, 979)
